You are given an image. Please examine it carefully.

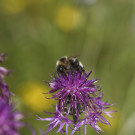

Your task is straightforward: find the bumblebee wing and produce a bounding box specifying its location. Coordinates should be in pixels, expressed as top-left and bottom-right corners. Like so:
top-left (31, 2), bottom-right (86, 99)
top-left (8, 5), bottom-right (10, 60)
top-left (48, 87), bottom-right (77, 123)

top-left (68, 55), bottom-right (80, 60)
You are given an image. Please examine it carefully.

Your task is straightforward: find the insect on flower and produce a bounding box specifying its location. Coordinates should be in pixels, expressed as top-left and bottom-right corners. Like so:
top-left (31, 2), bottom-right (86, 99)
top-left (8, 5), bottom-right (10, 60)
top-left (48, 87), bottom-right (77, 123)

top-left (56, 55), bottom-right (85, 75)
top-left (38, 56), bottom-right (116, 135)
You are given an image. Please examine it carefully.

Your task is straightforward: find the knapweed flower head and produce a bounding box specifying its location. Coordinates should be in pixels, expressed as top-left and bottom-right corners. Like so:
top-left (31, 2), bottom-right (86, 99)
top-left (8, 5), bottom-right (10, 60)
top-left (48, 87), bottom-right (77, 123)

top-left (0, 53), bottom-right (13, 101)
top-left (0, 53), bottom-right (37, 135)
top-left (0, 100), bottom-right (24, 135)
top-left (38, 71), bottom-right (115, 135)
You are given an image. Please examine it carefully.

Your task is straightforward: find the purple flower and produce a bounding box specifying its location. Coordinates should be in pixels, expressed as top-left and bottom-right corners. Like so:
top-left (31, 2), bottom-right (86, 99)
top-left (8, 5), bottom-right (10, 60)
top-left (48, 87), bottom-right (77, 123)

top-left (0, 100), bottom-right (24, 135)
top-left (0, 53), bottom-right (37, 135)
top-left (0, 53), bottom-right (13, 101)
top-left (39, 71), bottom-right (115, 135)
top-left (38, 105), bottom-right (74, 135)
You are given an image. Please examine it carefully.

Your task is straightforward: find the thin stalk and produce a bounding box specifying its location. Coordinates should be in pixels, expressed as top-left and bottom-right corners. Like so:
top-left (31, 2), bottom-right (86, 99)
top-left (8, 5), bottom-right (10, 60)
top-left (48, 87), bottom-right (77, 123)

top-left (73, 115), bottom-right (77, 135)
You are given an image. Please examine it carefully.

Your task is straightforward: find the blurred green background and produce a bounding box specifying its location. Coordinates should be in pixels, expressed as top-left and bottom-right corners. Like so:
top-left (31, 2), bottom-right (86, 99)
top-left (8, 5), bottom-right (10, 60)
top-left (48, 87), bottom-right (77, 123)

top-left (0, 0), bottom-right (135, 134)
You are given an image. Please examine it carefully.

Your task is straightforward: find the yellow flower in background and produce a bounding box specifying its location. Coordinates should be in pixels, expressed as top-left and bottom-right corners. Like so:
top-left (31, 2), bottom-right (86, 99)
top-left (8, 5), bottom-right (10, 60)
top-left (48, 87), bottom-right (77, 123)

top-left (19, 82), bottom-right (55, 113)
top-left (56, 5), bottom-right (81, 31)
top-left (1, 0), bottom-right (27, 15)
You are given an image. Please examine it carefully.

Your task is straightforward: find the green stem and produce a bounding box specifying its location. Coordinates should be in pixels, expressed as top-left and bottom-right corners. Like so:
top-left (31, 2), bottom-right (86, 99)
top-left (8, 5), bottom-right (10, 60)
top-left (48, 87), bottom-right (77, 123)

top-left (73, 117), bottom-right (77, 135)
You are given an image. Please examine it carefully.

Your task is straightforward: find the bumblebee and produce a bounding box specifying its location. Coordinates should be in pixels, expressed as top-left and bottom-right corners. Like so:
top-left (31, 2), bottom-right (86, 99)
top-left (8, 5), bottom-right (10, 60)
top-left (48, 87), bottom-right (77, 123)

top-left (56, 55), bottom-right (85, 74)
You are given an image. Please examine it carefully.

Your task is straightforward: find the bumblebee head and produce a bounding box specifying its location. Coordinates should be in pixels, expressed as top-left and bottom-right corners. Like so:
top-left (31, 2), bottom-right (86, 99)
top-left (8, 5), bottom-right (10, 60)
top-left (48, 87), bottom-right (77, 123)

top-left (56, 56), bottom-right (68, 73)
top-left (57, 65), bottom-right (65, 73)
